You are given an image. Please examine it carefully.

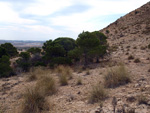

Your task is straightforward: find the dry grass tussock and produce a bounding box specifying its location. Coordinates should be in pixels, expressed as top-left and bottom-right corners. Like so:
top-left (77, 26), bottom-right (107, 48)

top-left (21, 67), bottom-right (56, 113)
top-left (21, 86), bottom-right (49, 113)
top-left (104, 64), bottom-right (131, 88)
top-left (36, 75), bottom-right (57, 96)
top-left (76, 76), bottom-right (82, 85)
top-left (88, 84), bottom-right (108, 104)
top-left (26, 66), bottom-right (52, 82)
top-left (55, 65), bottom-right (73, 79)
top-left (59, 74), bottom-right (68, 86)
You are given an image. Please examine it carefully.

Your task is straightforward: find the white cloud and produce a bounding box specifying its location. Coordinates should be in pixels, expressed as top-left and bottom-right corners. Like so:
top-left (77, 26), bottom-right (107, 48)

top-left (0, 2), bottom-right (37, 24)
top-left (0, 0), bottom-right (149, 40)
top-left (23, 0), bottom-right (73, 16)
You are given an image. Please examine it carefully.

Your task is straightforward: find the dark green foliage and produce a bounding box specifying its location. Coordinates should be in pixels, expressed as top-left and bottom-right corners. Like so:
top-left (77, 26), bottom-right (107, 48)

top-left (30, 54), bottom-right (46, 67)
top-left (19, 52), bottom-right (30, 61)
top-left (27, 47), bottom-right (41, 54)
top-left (68, 48), bottom-right (81, 62)
top-left (76, 31), bottom-right (108, 65)
top-left (49, 57), bottom-right (72, 67)
top-left (106, 30), bottom-right (109, 34)
top-left (1, 43), bottom-right (18, 57)
top-left (53, 37), bottom-right (76, 55)
top-left (16, 52), bottom-right (31, 72)
top-left (46, 44), bottom-right (65, 58)
top-left (0, 46), bottom-right (8, 58)
top-left (0, 55), bottom-right (13, 78)
top-left (42, 37), bottom-right (76, 66)
top-left (42, 40), bottom-right (53, 51)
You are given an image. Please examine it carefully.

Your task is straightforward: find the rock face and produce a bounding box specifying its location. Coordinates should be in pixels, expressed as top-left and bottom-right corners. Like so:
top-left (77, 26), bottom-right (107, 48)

top-left (100, 1), bottom-right (150, 46)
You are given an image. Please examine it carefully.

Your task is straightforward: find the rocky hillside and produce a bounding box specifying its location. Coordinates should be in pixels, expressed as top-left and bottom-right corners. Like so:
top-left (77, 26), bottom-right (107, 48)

top-left (101, 1), bottom-right (150, 46)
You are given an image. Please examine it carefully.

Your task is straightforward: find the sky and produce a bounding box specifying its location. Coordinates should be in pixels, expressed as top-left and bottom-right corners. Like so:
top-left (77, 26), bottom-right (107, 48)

top-left (0, 0), bottom-right (149, 41)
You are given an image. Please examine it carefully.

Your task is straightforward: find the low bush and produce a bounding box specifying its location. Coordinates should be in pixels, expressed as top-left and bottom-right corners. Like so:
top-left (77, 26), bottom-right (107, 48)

top-left (88, 84), bottom-right (108, 104)
top-left (104, 64), bottom-right (131, 88)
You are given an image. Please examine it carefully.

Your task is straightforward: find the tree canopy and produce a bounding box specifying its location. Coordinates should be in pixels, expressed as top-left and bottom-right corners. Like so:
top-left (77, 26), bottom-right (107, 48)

top-left (0, 43), bottom-right (18, 57)
top-left (27, 47), bottom-right (41, 54)
top-left (0, 55), bottom-right (12, 78)
top-left (75, 31), bottom-right (108, 65)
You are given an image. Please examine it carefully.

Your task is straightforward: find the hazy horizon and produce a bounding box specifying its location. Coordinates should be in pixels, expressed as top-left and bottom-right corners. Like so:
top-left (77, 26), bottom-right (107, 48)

top-left (0, 0), bottom-right (149, 41)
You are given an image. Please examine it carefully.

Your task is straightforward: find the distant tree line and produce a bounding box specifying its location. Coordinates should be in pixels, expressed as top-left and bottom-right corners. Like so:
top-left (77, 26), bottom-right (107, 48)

top-left (0, 31), bottom-right (108, 78)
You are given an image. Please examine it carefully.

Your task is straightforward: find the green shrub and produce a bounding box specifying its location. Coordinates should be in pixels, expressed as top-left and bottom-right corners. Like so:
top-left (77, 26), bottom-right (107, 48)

top-left (104, 64), bottom-right (131, 88)
top-left (0, 55), bottom-right (13, 78)
top-left (0, 46), bottom-right (8, 58)
top-left (88, 84), bottom-right (108, 104)
top-left (1, 43), bottom-right (18, 57)
top-left (16, 52), bottom-right (31, 72)
top-left (50, 57), bottom-right (72, 67)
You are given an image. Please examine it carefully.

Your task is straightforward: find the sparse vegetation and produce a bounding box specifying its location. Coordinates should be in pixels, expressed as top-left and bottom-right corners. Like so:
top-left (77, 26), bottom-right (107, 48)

top-left (138, 94), bottom-right (148, 105)
top-left (76, 76), bottom-right (82, 85)
top-left (55, 65), bottom-right (73, 79)
top-left (59, 74), bottom-right (68, 86)
top-left (128, 55), bottom-right (134, 60)
top-left (134, 58), bottom-right (140, 63)
top-left (140, 46), bottom-right (146, 50)
top-left (104, 64), bottom-right (131, 88)
top-left (88, 84), bottom-right (108, 104)
top-left (86, 69), bottom-right (90, 75)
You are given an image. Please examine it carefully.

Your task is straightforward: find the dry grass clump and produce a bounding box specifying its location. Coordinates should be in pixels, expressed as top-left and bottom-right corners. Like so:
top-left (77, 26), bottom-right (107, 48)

top-left (88, 84), bottom-right (108, 104)
top-left (36, 75), bottom-right (57, 96)
top-left (55, 65), bottom-right (65, 74)
top-left (21, 87), bottom-right (49, 113)
top-left (76, 76), bottom-right (82, 85)
top-left (26, 71), bottom-right (37, 82)
top-left (55, 65), bottom-right (73, 79)
top-left (59, 74), bottom-right (68, 86)
top-left (138, 94), bottom-right (148, 105)
top-left (26, 67), bottom-right (51, 81)
top-left (63, 66), bottom-right (73, 79)
top-left (104, 64), bottom-right (131, 88)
